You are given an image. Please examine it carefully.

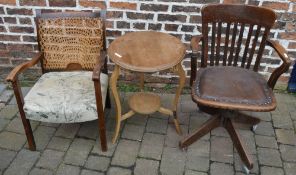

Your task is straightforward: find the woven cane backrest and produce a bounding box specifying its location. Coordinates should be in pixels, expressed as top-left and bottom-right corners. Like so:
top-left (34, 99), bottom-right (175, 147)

top-left (37, 13), bottom-right (104, 71)
top-left (201, 4), bottom-right (276, 72)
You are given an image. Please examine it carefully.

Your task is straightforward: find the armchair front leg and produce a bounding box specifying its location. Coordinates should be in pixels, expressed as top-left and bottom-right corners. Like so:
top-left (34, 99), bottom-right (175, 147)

top-left (266, 40), bottom-right (292, 89)
top-left (92, 64), bottom-right (107, 152)
top-left (6, 52), bottom-right (43, 151)
top-left (190, 35), bottom-right (203, 86)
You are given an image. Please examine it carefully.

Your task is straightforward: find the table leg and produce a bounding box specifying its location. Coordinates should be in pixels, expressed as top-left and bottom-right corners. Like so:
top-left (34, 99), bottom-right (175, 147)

top-left (139, 73), bottom-right (145, 91)
top-left (172, 63), bottom-right (186, 135)
top-left (110, 65), bottom-right (122, 143)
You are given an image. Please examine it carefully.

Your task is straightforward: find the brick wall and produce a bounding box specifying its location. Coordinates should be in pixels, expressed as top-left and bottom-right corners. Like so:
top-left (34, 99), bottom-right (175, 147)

top-left (0, 0), bottom-right (295, 84)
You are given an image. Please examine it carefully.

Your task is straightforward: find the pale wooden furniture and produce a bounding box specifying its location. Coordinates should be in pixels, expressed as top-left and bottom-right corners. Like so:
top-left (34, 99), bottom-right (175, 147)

top-left (6, 11), bottom-right (111, 152)
top-left (108, 31), bottom-right (186, 143)
top-left (179, 4), bottom-right (291, 174)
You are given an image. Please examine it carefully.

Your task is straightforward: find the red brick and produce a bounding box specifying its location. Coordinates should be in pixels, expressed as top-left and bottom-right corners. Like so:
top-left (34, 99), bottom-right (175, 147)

top-left (172, 5), bottom-right (199, 13)
top-left (6, 44), bottom-right (34, 51)
top-left (107, 11), bottom-right (123, 19)
top-left (9, 26), bottom-right (34, 34)
top-left (110, 2), bottom-right (137, 10)
top-left (262, 2), bottom-right (289, 11)
top-left (190, 15), bottom-right (201, 23)
top-left (189, 0), bottom-right (219, 3)
top-left (0, 0), bottom-right (16, 5)
top-left (19, 17), bottom-right (32, 25)
top-left (148, 23), bottom-right (162, 30)
top-left (223, 0), bottom-right (246, 4)
top-left (0, 57), bottom-right (10, 65)
top-left (286, 22), bottom-right (296, 32)
top-left (0, 34), bottom-right (20, 41)
top-left (105, 21), bottom-right (114, 28)
top-left (6, 8), bottom-right (33, 15)
top-left (79, 0), bottom-right (106, 9)
top-left (48, 0), bottom-right (76, 7)
top-left (19, 0), bottom-right (46, 6)
top-left (22, 36), bottom-right (36, 42)
top-left (0, 51), bottom-right (10, 57)
top-left (140, 4), bottom-right (168, 12)
top-left (279, 32), bottom-right (296, 40)
top-left (40, 9), bottom-right (62, 13)
top-left (165, 24), bottom-right (179, 31)
top-left (0, 26), bottom-right (6, 33)
top-left (288, 42), bottom-right (296, 49)
top-left (4, 17), bottom-right (17, 24)
top-left (0, 7), bottom-right (4, 14)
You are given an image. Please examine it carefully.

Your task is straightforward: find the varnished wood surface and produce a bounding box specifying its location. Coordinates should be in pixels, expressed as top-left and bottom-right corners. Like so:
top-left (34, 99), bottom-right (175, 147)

top-left (108, 31), bottom-right (186, 72)
top-left (128, 92), bottom-right (161, 115)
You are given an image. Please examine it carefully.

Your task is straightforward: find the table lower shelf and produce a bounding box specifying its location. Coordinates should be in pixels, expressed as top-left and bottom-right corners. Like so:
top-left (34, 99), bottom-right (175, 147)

top-left (128, 92), bottom-right (161, 115)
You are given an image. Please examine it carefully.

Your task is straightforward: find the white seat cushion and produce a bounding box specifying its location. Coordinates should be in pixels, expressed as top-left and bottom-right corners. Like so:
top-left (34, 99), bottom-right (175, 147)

top-left (24, 71), bottom-right (108, 123)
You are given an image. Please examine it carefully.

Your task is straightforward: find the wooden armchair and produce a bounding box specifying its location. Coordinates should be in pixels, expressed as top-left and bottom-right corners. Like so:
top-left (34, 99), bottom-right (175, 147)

top-left (180, 4), bottom-right (291, 173)
top-left (6, 11), bottom-right (111, 152)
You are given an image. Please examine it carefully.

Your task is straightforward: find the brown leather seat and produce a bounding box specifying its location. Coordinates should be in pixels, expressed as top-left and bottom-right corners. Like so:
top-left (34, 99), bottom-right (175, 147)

top-left (193, 66), bottom-right (276, 111)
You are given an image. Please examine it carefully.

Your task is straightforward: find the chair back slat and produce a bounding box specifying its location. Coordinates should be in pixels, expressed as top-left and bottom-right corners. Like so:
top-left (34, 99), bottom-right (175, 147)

top-left (210, 22), bottom-right (216, 66)
top-left (227, 23), bottom-right (238, 66)
top-left (215, 22), bottom-right (222, 66)
top-left (222, 23), bottom-right (231, 66)
top-left (254, 28), bottom-right (269, 72)
top-left (201, 4), bottom-right (276, 70)
top-left (241, 25), bottom-right (254, 67)
top-left (246, 25), bottom-right (261, 69)
top-left (201, 22), bottom-right (208, 68)
top-left (233, 23), bottom-right (245, 66)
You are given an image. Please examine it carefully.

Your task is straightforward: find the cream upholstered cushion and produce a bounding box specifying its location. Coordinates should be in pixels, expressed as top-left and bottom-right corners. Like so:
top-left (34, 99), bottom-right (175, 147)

top-left (24, 71), bottom-right (108, 123)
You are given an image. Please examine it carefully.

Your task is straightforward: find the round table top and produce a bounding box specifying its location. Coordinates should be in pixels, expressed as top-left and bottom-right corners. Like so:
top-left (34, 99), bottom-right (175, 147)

top-left (108, 31), bottom-right (186, 72)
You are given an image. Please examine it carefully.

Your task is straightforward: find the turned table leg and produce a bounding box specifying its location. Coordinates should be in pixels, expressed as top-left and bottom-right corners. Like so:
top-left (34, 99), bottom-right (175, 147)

top-left (110, 65), bottom-right (122, 143)
top-left (172, 63), bottom-right (186, 135)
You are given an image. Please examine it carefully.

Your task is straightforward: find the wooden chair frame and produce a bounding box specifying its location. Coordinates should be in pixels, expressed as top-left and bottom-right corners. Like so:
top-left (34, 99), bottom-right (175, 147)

top-left (181, 4), bottom-right (292, 171)
top-left (6, 10), bottom-right (111, 152)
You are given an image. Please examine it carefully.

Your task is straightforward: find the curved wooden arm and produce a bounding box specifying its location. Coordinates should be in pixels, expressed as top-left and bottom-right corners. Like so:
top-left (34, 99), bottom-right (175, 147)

top-left (190, 35), bottom-right (203, 86)
top-left (92, 50), bottom-right (106, 81)
top-left (92, 64), bottom-right (102, 81)
top-left (266, 39), bottom-right (292, 89)
top-left (6, 52), bottom-right (43, 82)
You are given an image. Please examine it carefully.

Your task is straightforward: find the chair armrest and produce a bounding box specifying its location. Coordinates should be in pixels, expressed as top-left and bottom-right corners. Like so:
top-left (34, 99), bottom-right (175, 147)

top-left (6, 52), bottom-right (43, 83)
top-left (266, 39), bottom-right (292, 89)
top-left (191, 35), bottom-right (203, 54)
top-left (92, 50), bottom-right (107, 81)
top-left (190, 35), bottom-right (203, 86)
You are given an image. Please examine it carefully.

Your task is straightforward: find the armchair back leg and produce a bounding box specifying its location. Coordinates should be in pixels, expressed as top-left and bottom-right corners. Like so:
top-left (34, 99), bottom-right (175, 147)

top-left (105, 87), bottom-right (111, 109)
top-left (12, 80), bottom-right (36, 151)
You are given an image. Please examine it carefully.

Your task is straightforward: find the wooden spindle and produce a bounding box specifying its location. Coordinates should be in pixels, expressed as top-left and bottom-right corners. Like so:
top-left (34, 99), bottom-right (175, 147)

top-left (210, 22), bottom-right (216, 66)
top-left (254, 28), bottom-right (269, 72)
top-left (241, 25), bottom-right (254, 68)
top-left (223, 23), bottom-right (231, 66)
top-left (228, 23), bottom-right (238, 66)
top-left (233, 24), bottom-right (245, 66)
top-left (246, 25), bottom-right (261, 69)
top-left (215, 22), bottom-right (222, 66)
top-left (202, 23), bottom-right (209, 67)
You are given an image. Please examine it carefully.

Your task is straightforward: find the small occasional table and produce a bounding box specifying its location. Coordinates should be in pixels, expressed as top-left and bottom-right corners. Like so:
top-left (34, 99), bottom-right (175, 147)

top-left (108, 31), bottom-right (186, 143)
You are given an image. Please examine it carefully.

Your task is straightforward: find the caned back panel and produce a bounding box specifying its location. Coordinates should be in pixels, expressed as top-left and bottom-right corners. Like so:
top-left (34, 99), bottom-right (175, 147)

top-left (201, 4), bottom-right (276, 72)
top-left (37, 13), bottom-right (104, 71)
